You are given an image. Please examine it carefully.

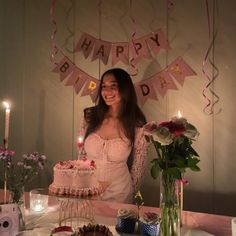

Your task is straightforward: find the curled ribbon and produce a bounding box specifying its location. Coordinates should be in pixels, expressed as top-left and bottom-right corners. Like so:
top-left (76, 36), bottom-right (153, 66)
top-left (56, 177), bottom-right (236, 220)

top-left (50, 0), bottom-right (58, 65)
top-left (202, 0), bottom-right (221, 115)
top-left (62, 0), bottom-right (74, 54)
top-left (129, 0), bottom-right (138, 77)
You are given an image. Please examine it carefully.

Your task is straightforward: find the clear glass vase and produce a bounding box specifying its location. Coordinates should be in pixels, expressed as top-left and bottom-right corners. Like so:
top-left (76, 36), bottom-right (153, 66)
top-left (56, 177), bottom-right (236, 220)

top-left (160, 172), bottom-right (180, 236)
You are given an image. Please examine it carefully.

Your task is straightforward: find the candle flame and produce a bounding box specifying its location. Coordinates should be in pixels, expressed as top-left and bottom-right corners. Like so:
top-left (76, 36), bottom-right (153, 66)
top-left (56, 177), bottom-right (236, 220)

top-left (77, 136), bottom-right (84, 143)
top-left (3, 101), bottom-right (10, 109)
top-left (177, 111), bottom-right (182, 118)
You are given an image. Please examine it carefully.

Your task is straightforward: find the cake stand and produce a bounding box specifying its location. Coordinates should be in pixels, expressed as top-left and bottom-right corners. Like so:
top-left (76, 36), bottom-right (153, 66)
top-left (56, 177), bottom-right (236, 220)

top-left (49, 181), bottom-right (110, 234)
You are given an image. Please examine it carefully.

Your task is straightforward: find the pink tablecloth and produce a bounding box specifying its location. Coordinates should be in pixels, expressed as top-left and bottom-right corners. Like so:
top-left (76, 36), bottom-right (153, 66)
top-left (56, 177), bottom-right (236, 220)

top-left (91, 200), bottom-right (232, 236)
top-left (0, 190), bottom-right (233, 236)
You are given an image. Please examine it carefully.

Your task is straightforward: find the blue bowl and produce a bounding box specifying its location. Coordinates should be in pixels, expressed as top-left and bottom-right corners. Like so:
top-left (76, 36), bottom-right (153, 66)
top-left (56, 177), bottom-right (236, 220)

top-left (117, 217), bottom-right (137, 234)
top-left (140, 222), bottom-right (160, 236)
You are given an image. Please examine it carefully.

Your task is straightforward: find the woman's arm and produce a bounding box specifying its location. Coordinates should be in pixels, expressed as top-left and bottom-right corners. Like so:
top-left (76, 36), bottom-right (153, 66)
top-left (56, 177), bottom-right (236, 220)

top-left (130, 127), bottom-right (149, 194)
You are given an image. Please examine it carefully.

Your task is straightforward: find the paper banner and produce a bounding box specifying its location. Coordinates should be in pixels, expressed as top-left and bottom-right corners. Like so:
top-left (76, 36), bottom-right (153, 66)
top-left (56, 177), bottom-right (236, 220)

top-left (92, 40), bottom-right (112, 65)
top-left (152, 70), bottom-right (178, 97)
top-left (52, 56), bottom-right (75, 81)
top-left (129, 37), bottom-right (150, 65)
top-left (168, 57), bottom-right (197, 86)
top-left (112, 42), bottom-right (129, 65)
top-left (75, 30), bottom-right (169, 66)
top-left (53, 56), bottom-right (196, 105)
top-left (74, 33), bottom-right (96, 58)
top-left (65, 67), bottom-right (88, 94)
top-left (146, 29), bottom-right (170, 55)
top-left (81, 77), bottom-right (100, 102)
top-left (135, 80), bottom-right (158, 105)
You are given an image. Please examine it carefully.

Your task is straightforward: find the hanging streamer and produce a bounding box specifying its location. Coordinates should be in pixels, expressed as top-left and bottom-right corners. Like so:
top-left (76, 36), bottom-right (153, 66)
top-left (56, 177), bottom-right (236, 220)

top-left (129, 0), bottom-right (138, 77)
top-left (50, 0), bottom-right (59, 65)
top-left (202, 0), bottom-right (221, 115)
top-left (62, 0), bottom-right (74, 54)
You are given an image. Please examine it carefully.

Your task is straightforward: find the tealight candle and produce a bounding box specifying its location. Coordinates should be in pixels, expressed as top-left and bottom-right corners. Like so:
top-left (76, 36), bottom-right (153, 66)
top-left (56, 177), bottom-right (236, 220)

top-left (30, 188), bottom-right (48, 213)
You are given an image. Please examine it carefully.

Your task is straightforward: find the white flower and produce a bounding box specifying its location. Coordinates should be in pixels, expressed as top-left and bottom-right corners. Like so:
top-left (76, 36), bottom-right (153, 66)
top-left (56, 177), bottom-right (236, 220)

top-left (153, 127), bottom-right (173, 145)
top-left (184, 123), bottom-right (199, 139)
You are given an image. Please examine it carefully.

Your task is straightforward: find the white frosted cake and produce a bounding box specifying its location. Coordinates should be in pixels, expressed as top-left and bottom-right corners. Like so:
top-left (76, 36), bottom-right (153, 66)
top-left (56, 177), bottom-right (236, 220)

top-left (49, 157), bottom-right (102, 197)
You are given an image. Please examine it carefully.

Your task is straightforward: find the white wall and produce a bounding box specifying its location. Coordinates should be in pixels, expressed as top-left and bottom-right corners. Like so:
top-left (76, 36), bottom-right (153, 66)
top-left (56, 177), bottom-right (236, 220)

top-left (0, 0), bottom-right (236, 216)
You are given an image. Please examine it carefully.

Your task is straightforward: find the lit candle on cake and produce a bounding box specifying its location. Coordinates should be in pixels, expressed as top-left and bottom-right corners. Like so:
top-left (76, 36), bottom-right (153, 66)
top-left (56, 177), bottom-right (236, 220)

top-left (77, 135), bottom-right (84, 148)
top-left (2, 101), bottom-right (11, 149)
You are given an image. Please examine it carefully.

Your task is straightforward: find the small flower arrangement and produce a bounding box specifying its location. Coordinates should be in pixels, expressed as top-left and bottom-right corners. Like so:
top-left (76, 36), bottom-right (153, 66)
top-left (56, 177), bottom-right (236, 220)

top-left (144, 115), bottom-right (200, 179)
top-left (0, 147), bottom-right (46, 203)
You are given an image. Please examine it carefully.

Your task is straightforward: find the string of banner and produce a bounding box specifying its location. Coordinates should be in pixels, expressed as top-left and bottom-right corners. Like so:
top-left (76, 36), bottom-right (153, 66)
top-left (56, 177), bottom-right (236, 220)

top-left (52, 31), bottom-right (197, 105)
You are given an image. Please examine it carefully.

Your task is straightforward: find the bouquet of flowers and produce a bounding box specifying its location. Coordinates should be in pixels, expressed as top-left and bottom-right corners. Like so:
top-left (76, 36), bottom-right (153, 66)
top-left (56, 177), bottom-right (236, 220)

top-left (0, 147), bottom-right (46, 203)
top-left (144, 115), bottom-right (200, 236)
top-left (144, 116), bottom-right (200, 179)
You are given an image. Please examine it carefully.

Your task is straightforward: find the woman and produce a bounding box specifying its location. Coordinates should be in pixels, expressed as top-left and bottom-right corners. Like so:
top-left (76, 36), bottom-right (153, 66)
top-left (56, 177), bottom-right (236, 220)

top-left (78, 68), bottom-right (148, 203)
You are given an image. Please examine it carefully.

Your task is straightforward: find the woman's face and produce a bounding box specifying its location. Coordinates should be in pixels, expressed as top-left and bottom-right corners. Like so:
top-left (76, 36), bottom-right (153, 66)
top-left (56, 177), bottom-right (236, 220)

top-left (101, 74), bottom-right (122, 107)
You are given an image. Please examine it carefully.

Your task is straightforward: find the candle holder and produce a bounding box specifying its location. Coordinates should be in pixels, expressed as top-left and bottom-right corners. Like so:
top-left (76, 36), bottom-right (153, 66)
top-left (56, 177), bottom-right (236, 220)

top-left (30, 188), bottom-right (48, 213)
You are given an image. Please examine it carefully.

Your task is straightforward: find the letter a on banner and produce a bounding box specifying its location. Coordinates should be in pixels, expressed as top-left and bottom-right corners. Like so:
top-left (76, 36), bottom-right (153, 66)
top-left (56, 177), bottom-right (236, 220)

top-left (167, 57), bottom-right (197, 86)
top-left (152, 70), bottom-right (177, 97)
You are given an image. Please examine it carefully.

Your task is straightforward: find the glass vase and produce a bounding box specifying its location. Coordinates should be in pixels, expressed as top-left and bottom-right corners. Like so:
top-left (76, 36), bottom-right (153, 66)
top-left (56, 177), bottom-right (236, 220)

top-left (160, 172), bottom-right (180, 236)
top-left (9, 186), bottom-right (26, 231)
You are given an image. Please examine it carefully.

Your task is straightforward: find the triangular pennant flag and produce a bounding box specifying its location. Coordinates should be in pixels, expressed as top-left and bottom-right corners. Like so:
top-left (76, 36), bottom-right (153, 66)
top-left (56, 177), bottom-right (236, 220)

top-left (74, 33), bottom-right (96, 58)
top-left (92, 40), bottom-right (112, 65)
top-left (129, 37), bottom-right (150, 65)
top-left (52, 56), bottom-right (75, 81)
top-left (111, 42), bottom-right (129, 65)
top-left (65, 67), bottom-right (88, 94)
top-left (135, 80), bottom-right (158, 105)
top-left (81, 77), bottom-right (100, 102)
top-left (152, 70), bottom-right (178, 97)
top-left (167, 57), bottom-right (197, 86)
top-left (146, 29), bottom-right (170, 55)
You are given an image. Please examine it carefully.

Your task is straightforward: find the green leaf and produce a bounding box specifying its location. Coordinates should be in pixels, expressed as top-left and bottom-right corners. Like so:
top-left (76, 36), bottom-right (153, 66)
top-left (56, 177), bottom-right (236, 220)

top-left (150, 160), bottom-right (160, 179)
top-left (166, 167), bottom-right (182, 179)
top-left (173, 158), bottom-right (186, 168)
top-left (188, 157), bottom-right (200, 167)
top-left (187, 146), bottom-right (199, 157)
top-left (190, 165), bottom-right (201, 171)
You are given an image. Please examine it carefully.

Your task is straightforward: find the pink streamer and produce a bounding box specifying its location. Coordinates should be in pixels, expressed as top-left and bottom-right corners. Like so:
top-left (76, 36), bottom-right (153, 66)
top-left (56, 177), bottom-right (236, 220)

top-left (202, 0), bottom-right (221, 115)
top-left (50, 0), bottom-right (58, 65)
top-left (62, 0), bottom-right (74, 53)
top-left (129, 0), bottom-right (138, 77)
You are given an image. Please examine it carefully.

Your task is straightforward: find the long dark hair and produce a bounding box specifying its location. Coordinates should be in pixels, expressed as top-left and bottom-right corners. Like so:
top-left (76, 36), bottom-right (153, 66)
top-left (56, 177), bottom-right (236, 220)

top-left (84, 68), bottom-right (146, 146)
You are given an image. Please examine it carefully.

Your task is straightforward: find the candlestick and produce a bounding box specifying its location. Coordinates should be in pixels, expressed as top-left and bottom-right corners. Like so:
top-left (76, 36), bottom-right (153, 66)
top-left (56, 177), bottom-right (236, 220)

top-left (3, 101), bottom-right (10, 149)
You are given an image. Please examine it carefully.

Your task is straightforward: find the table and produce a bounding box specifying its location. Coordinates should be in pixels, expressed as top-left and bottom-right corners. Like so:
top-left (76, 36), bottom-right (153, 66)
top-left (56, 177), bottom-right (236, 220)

top-left (0, 190), bottom-right (233, 236)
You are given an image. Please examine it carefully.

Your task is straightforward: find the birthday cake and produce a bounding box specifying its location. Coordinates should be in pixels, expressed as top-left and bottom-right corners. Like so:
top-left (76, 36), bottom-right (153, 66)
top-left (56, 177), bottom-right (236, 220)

top-left (49, 157), bottom-right (102, 197)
